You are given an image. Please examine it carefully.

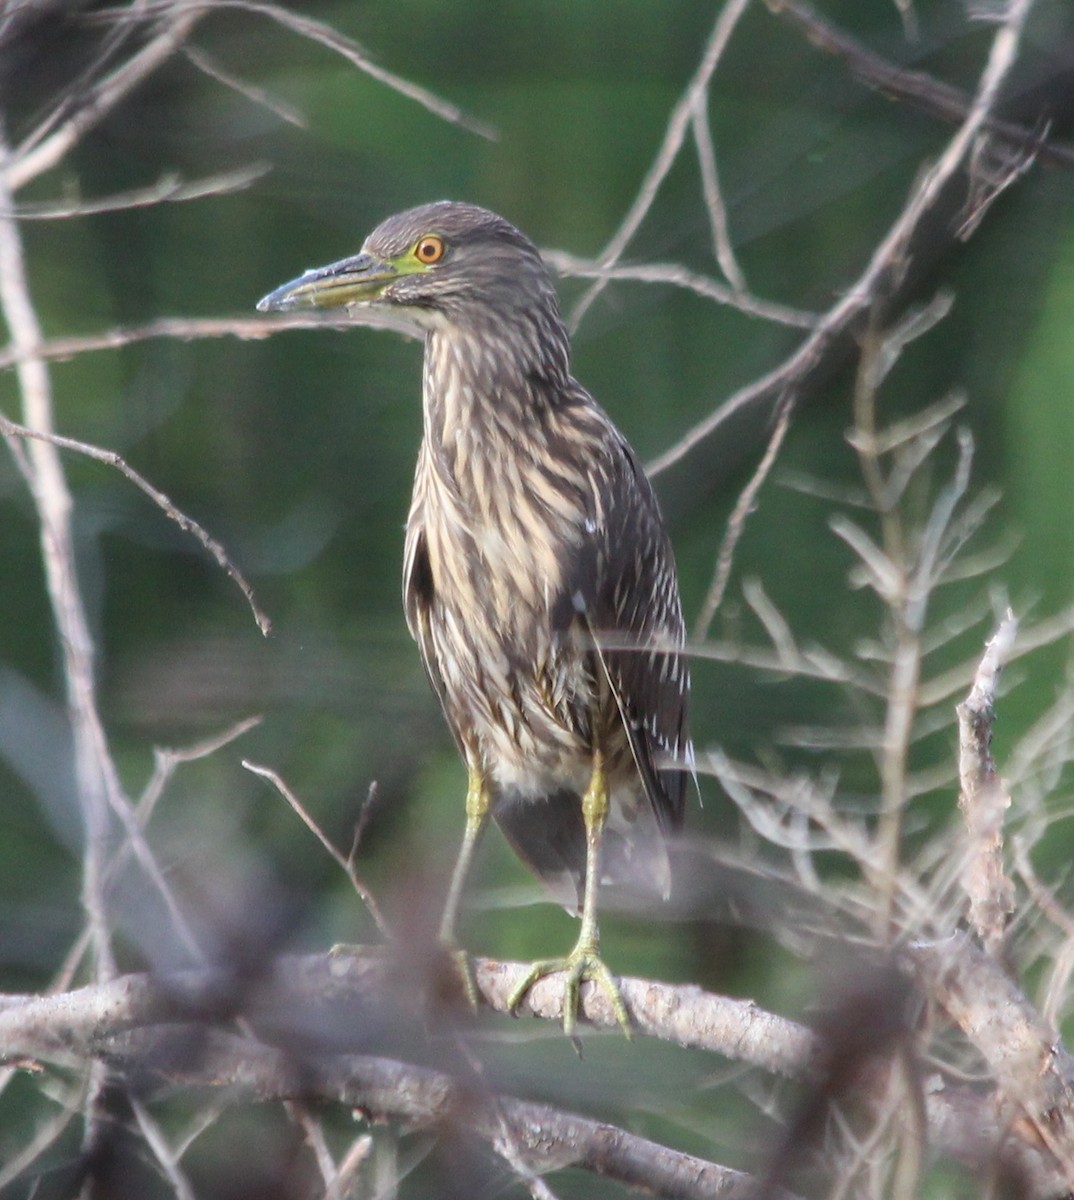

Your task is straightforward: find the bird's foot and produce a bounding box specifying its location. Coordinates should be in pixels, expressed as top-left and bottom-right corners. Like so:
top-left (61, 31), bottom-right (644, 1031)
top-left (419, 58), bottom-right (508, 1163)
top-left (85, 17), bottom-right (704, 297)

top-left (507, 942), bottom-right (632, 1039)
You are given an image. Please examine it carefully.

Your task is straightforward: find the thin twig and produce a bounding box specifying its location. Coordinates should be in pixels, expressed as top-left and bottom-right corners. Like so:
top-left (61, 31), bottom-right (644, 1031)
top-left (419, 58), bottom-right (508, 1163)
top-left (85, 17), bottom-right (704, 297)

top-left (568, 0), bottom-right (754, 330)
top-left (242, 760), bottom-right (390, 937)
top-left (139, 716), bottom-right (264, 821)
top-left (184, 44), bottom-right (307, 128)
top-left (130, 1098), bottom-right (198, 1200)
top-left (10, 163), bottom-right (272, 220)
top-left (695, 392), bottom-right (794, 638)
top-left (6, 9), bottom-right (205, 192)
top-left (649, 0), bottom-right (1042, 477)
top-left (766, 0), bottom-right (1074, 168)
top-left (546, 251), bottom-right (816, 328)
top-left (0, 413), bottom-right (272, 636)
top-left (326, 1134), bottom-right (374, 1200)
top-left (0, 312), bottom-right (420, 372)
top-left (691, 93), bottom-right (748, 292)
top-left (0, 1097), bottom-right (80, 1189)
top-left (1011, 838), bottom-right (1074, 1030)
top-left (124, 0), bottom-right (497, 140)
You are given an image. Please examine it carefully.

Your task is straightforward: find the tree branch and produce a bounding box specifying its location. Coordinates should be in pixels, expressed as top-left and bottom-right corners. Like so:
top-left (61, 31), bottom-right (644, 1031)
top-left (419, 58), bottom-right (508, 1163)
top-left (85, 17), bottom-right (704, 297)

top-left (957, 610), bottom-right (1018, 956)
top-left (649, 0), bottom-right (1044, 476)
top-left (0, 948), bottom-right (1066, 1192)
top-left (766, 0), bottom-right (1074, 168)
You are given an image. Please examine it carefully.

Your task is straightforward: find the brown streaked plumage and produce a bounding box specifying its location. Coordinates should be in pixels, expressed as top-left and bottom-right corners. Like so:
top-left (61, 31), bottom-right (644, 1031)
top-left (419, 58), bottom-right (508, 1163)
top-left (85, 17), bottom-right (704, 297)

top-left (258, 201), bottom-right (691, 1035)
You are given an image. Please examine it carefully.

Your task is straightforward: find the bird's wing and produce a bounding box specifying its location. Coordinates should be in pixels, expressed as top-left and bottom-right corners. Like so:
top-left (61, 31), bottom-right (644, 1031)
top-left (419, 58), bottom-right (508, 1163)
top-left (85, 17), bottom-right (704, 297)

top-left (568, 426), bottom-right (690, 833)
top-left (403, 516), bottom-right (462, 757)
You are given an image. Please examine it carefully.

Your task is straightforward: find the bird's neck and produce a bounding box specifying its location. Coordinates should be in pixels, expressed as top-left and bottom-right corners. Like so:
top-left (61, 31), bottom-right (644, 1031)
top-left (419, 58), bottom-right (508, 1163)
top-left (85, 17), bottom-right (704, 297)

top-left (422, 320), bottom-right (566, 466)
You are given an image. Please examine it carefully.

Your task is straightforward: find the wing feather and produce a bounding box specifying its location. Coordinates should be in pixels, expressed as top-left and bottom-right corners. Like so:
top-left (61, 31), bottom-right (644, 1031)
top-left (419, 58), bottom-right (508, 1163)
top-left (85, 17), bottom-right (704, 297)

top-left (564, 420), bottom-right (690, 833)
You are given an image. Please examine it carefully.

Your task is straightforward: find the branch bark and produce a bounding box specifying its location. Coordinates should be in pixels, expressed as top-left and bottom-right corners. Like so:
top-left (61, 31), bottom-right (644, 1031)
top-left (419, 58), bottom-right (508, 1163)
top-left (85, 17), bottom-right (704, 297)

top-left (957, 610), bottom-right (1018, 957)
top-left (0, 949), bottom-right (1066, 1194)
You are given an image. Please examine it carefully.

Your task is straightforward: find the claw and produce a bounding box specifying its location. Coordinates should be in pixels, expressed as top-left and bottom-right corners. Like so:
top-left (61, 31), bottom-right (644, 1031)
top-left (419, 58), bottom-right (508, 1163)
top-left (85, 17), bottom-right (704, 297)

top-left (508, 942), bottom-right (632, 1038)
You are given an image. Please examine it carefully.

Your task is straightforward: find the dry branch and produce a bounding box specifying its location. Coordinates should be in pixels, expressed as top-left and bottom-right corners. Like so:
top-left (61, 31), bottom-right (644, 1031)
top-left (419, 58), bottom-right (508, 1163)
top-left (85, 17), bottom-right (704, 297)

top-left (957, 611), bottom-right (1018, 956)
top-left (648, 0), bottom-right (1044, 477)
top-left (6, 8), bottom-right (205, 192)
top-left (0, 956), bottom-right (805, 1200)
top-left (568, 0), bottom-right (754, 330)
top-left (912, 936), bottom-right (1074, 1188)
top-left (0, 312), bottom-right (419, 372)
top-left (0, 949), bottom-right (1067, 1194)
top-left (0, 135), bottom-right (118, 981)
top-left (767, 0), bottom-right (1074, 169)
top-left (0, 413), bottom-right (272, 635)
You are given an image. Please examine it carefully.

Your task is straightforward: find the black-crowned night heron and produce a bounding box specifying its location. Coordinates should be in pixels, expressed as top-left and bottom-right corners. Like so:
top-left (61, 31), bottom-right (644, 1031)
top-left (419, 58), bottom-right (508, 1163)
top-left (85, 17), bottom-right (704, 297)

top-left (259, 201), bottom-right (691, 1036)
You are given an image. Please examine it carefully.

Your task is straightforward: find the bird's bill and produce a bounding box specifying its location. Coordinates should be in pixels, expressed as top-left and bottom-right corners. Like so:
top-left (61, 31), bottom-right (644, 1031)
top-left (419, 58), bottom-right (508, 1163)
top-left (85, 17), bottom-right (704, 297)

top-left (256, 252), bottom-right (398, 312)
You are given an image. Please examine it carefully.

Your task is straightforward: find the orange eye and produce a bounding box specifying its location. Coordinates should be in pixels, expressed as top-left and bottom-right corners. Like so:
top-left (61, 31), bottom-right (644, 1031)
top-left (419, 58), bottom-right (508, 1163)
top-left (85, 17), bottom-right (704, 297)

top-left (414, 234), bottom-right (445, 264)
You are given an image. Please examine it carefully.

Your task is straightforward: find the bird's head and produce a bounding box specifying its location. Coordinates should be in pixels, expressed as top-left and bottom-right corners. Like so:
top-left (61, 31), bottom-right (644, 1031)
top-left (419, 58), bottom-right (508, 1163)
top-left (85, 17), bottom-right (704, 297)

top-left (257, 201), bottom-right (565, 343)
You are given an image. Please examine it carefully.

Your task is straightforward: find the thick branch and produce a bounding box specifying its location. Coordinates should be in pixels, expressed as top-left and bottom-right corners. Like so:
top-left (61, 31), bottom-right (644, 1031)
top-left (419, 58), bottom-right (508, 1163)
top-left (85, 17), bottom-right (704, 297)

top-left (0, 957), bottom-right (800, 1200)
top-left (0, 953), bottom-right (820, 1076)
top-left (114, 1031), bottom-right (789, 1200)
top-left (0, 950), bottom-right (1065, 1192)
top-left (911, 936), bottom-right (1074, 1187)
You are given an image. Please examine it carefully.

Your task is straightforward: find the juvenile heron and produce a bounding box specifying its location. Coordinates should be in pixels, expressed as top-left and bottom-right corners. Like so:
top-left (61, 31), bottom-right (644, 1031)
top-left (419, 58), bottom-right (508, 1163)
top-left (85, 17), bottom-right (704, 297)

top-left (259, 201), bottom-right (690, 1035)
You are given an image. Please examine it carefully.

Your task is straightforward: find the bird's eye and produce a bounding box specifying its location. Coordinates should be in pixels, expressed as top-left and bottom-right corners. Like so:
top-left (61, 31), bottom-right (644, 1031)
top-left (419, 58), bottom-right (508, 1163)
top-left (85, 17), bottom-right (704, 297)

top-left (414, 235), bottom-right (445, 264)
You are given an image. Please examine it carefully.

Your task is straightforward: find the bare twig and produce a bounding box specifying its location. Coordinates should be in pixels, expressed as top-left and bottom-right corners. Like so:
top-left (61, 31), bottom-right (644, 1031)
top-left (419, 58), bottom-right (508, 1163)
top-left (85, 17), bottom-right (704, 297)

top-left (130, 1098), bottom-right (198, 1200)
top-left (0, 1097), bottom-right (80, 1189)
top-left (649, 0), bottom-right (1041, 477)
top-left (326, 1134), bottom-right (374, 1200)
top-left (0, 414), bottom-right (272, 635)
top-left (546, 251), bottom-right (816, 328)
top-left (0, 312), bottom-right (419, 372)
top-left (123, 0), bottom-right (497, 140)
top-left (183, 44), bottom-right (307, 127)
top-left (845, 325), bottom-right (974, 938)
top-left (568, 0), bottom-right (754, 330)
top-left (139, 717), bottom-right (263, 822)
top-left (1012, 838), bottom-right (1074, 1030)
top-left (242, 760), bottom-right (390, 938)
top-left (695, 393), bottom-right (794, 638)
top-left (691, 91), bottom-right (748, 292)
top-left (6, 9), bottom-right (204, 192)
top-left (918, 599), bottom-right (1074, 708)
top-left (765, 0), bottom-right (1074, 168)
top-left (10, 163), bottom-right (271, 220)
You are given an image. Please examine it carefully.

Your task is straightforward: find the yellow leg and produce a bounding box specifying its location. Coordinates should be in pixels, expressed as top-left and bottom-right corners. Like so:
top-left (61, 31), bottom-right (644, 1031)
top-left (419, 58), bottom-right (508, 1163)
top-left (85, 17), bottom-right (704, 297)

top-left (507, 751), bottom-right (632, 1038)
top-left (438, 766), bottom-right (490, 1007)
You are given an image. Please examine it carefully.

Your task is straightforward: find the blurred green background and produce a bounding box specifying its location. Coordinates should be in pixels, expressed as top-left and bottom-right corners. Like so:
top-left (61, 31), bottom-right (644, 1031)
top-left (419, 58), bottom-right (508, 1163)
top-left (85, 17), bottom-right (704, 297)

top-left (1, 0), bottom-right (1073, 1191)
